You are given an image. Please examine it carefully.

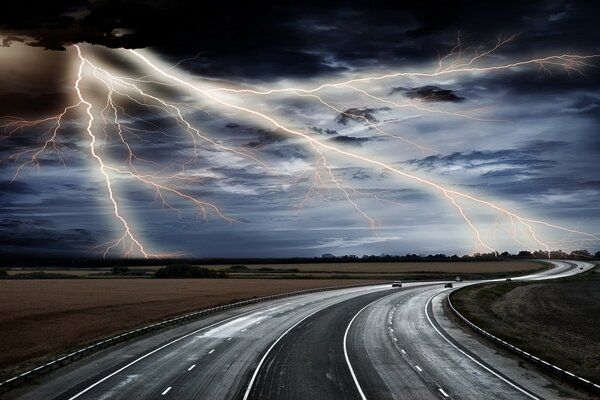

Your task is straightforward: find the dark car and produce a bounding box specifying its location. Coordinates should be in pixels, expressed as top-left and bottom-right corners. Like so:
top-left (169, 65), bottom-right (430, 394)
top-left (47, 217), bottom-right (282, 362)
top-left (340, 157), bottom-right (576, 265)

top-left (506, 278), bottom-right (512, 281)
top-left (392, 281), bottom-right (402, 287)
top-left (444, 283), bottom-right (453, 288)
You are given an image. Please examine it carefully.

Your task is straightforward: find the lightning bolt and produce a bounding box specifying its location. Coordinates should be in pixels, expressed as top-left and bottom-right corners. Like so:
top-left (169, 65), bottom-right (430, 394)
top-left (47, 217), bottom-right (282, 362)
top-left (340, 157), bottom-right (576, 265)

top-left (129, 46), bottom-right (600, 256)
top-left (2, 37), bottom-right (599, 258)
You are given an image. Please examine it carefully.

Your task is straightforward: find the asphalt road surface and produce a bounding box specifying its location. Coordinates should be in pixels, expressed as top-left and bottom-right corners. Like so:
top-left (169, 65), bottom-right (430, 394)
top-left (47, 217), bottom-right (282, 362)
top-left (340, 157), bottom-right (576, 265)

top-left (9, 260), bottom-right (595, 400)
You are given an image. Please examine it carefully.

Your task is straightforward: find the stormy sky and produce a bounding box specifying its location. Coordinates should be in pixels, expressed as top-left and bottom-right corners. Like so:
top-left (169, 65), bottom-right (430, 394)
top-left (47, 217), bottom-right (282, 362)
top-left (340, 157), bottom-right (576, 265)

top-left (1, 0), bottom-right (599, 258)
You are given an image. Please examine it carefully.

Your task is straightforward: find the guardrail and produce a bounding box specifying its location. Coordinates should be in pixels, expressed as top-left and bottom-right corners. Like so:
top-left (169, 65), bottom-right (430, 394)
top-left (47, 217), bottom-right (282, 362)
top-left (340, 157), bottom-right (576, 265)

top-left (0, 281), bottom-right (380, 393)
top-left (447, 287), bottom-right (600, 395)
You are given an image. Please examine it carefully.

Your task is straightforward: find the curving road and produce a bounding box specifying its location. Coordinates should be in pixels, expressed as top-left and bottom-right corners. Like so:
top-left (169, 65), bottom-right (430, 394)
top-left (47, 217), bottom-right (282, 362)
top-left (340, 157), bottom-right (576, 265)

top-left (10, 260), bottom-right (595, 400)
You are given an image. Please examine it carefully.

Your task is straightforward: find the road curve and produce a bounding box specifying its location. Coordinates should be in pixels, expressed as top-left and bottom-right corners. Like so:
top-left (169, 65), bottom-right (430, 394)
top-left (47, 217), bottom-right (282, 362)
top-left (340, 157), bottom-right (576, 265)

top-left (9, 261), bottom-right (595, 400)
top-left (245, 260), bottom-right (595, 400)
top-left (11, 284), bottom-right (396, 400)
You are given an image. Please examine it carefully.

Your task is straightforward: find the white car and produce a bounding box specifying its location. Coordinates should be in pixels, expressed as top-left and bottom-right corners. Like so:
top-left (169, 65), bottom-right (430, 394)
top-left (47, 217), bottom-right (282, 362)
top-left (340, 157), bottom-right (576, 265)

top-left (392, 281), bottom-right (402, 287)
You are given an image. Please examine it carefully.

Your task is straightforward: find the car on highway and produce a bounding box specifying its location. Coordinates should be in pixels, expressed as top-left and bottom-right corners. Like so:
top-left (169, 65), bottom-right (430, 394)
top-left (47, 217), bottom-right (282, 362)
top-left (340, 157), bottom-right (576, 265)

top-left (392, 281), bottom-right (402, 287)
top-left (506, 278), bottom-right (512, 281)
top-left (444, 282), bottom-right (453, 288)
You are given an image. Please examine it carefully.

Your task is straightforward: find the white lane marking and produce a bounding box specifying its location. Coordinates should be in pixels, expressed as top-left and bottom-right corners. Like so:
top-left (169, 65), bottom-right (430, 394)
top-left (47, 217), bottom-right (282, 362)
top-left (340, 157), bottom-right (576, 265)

top-left (439, 388), bottom-right (449, 397)
top-left (241, 328), bottom-right (247, 332)
top-left (344, 297), bottom-right (387, 400)
top-left (393, 337), bottom-right (397, 342)
top-left (187, 364), bottom-right (195, 371)
top-left (208, 349), bottom-right (215, 354)
top-left (415, 365), bottom-right (422, 372)
top-left (401, 349), bottom-right (406, 354)
top-left (424, 293), bottom-right (541, 400)
top-left (67, 307), bottom-right (265, 399)
top-left (227, 337), bottom-right (232, 341)
top-left (255, 321), bottom-right (261, 325)
top-left (161, 387), bottom-right (172, 395)
top-left (242, 307), bottom-right (329, 400)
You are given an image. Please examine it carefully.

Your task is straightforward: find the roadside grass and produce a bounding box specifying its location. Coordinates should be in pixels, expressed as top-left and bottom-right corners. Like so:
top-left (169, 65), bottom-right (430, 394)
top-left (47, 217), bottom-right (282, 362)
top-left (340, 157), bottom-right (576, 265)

top-left (451, 263), bottom-right (600, 385)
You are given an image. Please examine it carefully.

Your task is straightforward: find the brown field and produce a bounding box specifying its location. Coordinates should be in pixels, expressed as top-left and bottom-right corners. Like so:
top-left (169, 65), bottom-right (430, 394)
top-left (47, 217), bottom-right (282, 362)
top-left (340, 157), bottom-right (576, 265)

top-left (0, 278), bottom-right (379, 377)
top-left (0, 261), bottom-right (543, 379)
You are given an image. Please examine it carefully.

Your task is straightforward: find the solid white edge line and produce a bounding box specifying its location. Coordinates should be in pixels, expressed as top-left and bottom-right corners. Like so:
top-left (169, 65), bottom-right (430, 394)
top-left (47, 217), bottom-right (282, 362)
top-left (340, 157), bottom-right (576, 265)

top-left (424, 292), bottom-right (541, 400)
top-left (242, 306), bottom-right (331, 400)
top-left (187, 365), bottom-right (195, 371)
top-left (448, 261), bottom-right (600, 391)
top-left (208, 349), bottom-right (215, 354)
top-left (161, 386), bottom-right (171, 395)
top-left (68, 285), bottom-right (386, 400)
top-left (343, 297), bottom-right (387, 400)
top-left (415, 365), bottom-right (422, 372)
top-left (67, 307), bottom-right (261, 400)
top-left (438, 387), bottom-right (449, 397)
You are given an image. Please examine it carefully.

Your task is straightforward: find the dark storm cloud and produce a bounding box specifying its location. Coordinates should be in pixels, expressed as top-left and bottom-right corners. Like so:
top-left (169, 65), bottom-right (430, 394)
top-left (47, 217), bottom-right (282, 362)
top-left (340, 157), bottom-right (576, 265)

top-left (482, 175), bottom-right (600, 198)
top-left (0, 181), bottom-right (36, 196)
top-left (0, 218), bottom-right (98, 256)
top-left (408, 141), bottom-right (565, 173)
top-left (0, 91), bottom-right (68, 118)
top-left (336, 107), bottom-right (390, 125)
top-left (351, 169), bottom-right (371, 180)
top-left (330, 136), bottom-right (370, 146)
top-left (3, 1), bottom-right (599, 81)
top-left (244, 133), bottom-right (285, 149)
top-left (461, 68), bottom-right (600, 100)
top-left (1, 36), bottom-right (26, 47)
top-left (309, 126), bottom-right (338, 135)
top-left (390, 86), bottom-right (465, 103)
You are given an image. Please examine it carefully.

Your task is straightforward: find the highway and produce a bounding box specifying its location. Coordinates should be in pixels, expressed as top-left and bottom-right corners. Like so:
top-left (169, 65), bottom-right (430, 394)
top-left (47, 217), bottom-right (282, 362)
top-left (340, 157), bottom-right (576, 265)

top-left (10, 260), bottom-right (595, 400)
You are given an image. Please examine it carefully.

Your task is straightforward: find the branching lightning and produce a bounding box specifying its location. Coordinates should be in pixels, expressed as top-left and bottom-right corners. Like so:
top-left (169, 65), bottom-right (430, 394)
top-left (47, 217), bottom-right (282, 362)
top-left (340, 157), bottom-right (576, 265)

top-left (2, 37), bottom-right (599, 258)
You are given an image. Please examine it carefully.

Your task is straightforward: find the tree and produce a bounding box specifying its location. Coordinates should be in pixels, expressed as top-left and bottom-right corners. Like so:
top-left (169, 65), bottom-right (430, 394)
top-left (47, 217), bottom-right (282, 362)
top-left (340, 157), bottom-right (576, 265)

top-left (111, 265), bottom-right (129, 275)
top-left (155, 263), bottom-right (228, 279)
top-left (570, 249), bottom-right (591, 259)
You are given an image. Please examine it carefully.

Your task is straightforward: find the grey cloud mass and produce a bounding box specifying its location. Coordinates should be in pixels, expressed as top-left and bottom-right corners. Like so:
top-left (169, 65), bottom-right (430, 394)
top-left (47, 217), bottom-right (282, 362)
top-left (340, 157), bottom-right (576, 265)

top-left (0, 1), bottom-right (599, 257)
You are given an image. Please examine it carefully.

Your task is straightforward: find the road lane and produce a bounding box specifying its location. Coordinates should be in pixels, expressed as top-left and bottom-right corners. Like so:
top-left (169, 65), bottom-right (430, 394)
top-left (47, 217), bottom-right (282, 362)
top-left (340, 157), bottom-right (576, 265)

top-left (244, 287), bottom-right (406, 400)
top-left (345, 261), bottom-right (595, 400)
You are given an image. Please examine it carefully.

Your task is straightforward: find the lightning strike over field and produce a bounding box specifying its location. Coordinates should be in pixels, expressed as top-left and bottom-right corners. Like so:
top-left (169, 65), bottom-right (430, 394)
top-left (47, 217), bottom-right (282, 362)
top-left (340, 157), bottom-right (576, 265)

top-left (130, 47), bottom-right (600, 255)
top-left (2, 36), bottom-right (599, 258)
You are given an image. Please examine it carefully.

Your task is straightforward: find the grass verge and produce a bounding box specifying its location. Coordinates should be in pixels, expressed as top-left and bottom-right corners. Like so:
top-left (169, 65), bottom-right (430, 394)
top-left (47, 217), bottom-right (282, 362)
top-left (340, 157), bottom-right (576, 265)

top-left (451, 264), bottom-right (600, 385)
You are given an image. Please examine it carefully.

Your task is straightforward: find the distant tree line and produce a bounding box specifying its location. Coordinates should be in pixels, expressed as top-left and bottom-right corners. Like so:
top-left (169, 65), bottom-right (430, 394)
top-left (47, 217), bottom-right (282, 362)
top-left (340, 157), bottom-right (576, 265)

top-left (154, 263), bottom-right (228, 279)
top-left (2, 249), bottom-right (598, 268)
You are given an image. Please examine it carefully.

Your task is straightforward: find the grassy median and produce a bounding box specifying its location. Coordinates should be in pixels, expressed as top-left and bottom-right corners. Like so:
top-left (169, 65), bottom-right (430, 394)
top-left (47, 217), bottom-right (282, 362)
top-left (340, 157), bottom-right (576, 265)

top-left (450, 263), bottom-right (600, 385)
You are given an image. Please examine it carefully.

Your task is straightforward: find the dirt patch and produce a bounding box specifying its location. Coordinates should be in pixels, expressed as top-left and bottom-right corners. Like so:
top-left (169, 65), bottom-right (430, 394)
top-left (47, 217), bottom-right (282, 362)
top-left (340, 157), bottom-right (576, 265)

top-left (0, 278), bottom-right (378, 378)
top-left (452, 280), bottom-right (600, 384)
